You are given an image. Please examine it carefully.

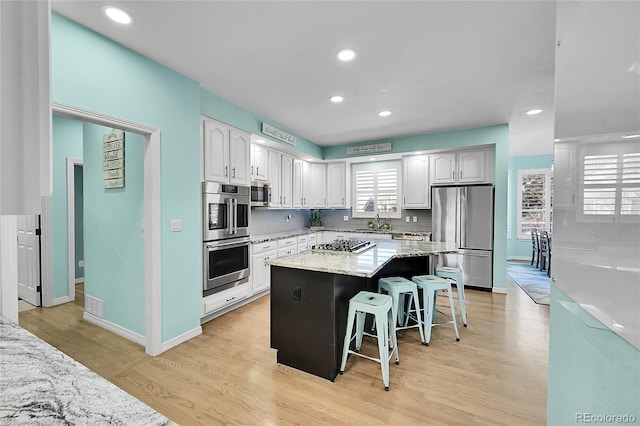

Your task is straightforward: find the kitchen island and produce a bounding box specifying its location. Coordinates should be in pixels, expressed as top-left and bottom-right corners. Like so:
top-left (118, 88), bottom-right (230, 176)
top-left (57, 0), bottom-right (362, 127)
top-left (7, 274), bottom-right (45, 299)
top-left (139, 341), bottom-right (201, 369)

top-left (268, 240), bottom-right (457, 381)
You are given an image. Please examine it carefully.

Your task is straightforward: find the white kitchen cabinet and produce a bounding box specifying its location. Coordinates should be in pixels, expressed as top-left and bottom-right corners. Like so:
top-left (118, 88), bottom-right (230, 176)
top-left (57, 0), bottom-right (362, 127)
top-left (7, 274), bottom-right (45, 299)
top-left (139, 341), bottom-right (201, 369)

top-left (251, 241), bottom-right (277, 295)
top-left (327, 162), bottom-right (347, 208)
top-left (202, 117), bottom-right (250, 185)
top-left (292, 159), bottom-right (304, 208)
top-left (402, 155), bottom-right (430, 208)
top-left (202, 284), bottom-right (250, 317)
top-left (281, 154), bottom-right (293, 208)
top-left (268, 150), bottom-right (282, 208)
top-left (251, 143), bottom-right (269, 182)
top-left (430, 148), bottom-right (489, 185)
top-left (306, 163), bottom-right (327, 208)
top-left (302, 161), bottom-right (313, 208)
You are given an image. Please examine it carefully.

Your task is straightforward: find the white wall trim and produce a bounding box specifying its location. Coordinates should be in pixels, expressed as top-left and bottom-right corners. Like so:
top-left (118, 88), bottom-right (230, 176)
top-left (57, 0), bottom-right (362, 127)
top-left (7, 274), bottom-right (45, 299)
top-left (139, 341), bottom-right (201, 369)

top-left (83, 311), bottom-right (146, 346)
top-left (40, 196), bottom-right (53, 307)
top-left (0, 216), bottom-right (19, 323)
top-left (52, 101), bottom-right (163, 356)
top-left (508, 256), bottom-right (531, 262)
top-left (492, 287), bottom-right (508, 294)
top-left (66, 158), bottom-right (83, 303)
top-left (52, 296), bottom-right (70, 306)
top-left (160, 326), bottom-right (202, 353)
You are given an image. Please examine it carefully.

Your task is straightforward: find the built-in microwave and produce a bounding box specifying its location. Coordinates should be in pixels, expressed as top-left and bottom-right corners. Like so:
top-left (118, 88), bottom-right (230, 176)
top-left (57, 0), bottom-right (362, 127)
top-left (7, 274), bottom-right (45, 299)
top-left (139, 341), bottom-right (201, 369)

top-left (251, 181), bottom-right (271, 207)
top-left (203, 182), bottom-right (250, 241)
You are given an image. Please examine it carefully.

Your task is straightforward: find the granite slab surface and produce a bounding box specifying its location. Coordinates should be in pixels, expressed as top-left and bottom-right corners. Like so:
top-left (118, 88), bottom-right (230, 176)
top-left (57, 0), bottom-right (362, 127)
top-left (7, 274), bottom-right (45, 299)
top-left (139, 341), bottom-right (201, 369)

top-left (251, 228), bottom-right (431, 244)
top-left (267, 240), bottom-right (458, 277)
top-left (0, 316), bottom-right (169, 425)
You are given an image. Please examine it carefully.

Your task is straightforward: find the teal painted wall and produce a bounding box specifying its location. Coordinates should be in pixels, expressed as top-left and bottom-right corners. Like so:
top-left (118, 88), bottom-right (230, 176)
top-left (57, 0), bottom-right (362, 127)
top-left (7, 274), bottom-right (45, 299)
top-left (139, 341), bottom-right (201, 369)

top-left (74, 165), bottom-right (84, 280)
top-left (51, 116), bottom-right (83, 299)
top-left (200, 89), bottom-right (323, 159)
top-left (323, 125), bottom-right (509, 290)
top-left (83, 124), bottom-right (145, 335)
top-left (547, 286), bottom-right (640, 424)
top-left (52, 13), bottom-right (202, 342)
top-left (507, 155), bottom-right (553, 259)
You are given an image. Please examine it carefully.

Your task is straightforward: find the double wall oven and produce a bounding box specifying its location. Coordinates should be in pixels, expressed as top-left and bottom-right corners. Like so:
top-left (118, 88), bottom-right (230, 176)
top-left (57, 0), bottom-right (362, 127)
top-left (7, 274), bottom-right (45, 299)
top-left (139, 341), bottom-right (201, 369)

top-left (202, 182), bottom-right (250, 297)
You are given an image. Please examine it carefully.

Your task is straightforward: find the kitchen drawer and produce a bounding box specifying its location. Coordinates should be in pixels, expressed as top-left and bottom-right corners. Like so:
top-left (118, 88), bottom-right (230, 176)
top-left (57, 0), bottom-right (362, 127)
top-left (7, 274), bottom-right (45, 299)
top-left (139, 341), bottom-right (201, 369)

top-left (297, 243), bottom-right (309, 253)
top-left (253, 241), bottom-right (278, 255)
top-left (307, 233), bottom-right (317, 244)
top-left (277, 237), bottom-right (297, 249)
top-left (297, 235), bottom-right (308, 244)
top-left (277, 247), bottom-right (296, 257)
top-left (202, 284), bottom-right (250, 316)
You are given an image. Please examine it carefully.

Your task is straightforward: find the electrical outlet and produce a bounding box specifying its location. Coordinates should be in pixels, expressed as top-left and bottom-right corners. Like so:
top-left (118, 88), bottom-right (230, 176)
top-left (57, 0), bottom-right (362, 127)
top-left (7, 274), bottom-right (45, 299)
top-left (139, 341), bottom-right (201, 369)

top-left (343, 215), bottom-right (349, 221)
top-left (293, 287), bottom-right (301, 301)
top-left (78, 260), bottom-right (84, 268)
top-left (413, 216), bottom-right (418, 223)
top-left (405, 216), bottom-right (410, 223)
top-left (170, 219), bottom-right (183, 232)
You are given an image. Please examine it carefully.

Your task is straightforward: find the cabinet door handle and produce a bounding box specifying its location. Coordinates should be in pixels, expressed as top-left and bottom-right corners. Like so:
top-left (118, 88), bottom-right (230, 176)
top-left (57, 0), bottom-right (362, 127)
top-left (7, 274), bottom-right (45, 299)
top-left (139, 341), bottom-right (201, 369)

top-left (342, 198), bottom-right (344, 204)
top-left (452, 170), bottom-right (454, 179)
top-left (251, 165), bottom-right (254, 175)
top-left (232, 167), bottom-right (236, 178)
top-left (225, 296), bottom-right (237, 303)
top-left (256, 166), bottom-right (259, 176)
top-left (460, 170), bottom-right (462, 180)
top-left (225, 166), bottom-right (229, 177)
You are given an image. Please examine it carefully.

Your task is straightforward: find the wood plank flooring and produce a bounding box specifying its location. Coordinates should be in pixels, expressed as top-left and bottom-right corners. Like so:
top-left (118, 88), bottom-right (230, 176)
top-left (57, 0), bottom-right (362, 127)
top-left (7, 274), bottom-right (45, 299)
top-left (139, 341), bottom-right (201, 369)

top-left (18, 277), bottom-right (549, 425)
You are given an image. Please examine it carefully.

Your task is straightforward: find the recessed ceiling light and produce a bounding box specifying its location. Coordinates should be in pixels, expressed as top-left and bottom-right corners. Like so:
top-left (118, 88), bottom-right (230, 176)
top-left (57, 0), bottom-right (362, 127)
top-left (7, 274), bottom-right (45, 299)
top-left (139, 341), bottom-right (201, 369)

top-left (622, 134), bottom-right (640, 139)
top-left (103, 6), bottom-right (133, 24)
top-left (526, 109), bottom-right (543, 115)
top-left (378, 110), bottom-right (392, 117)
top-left (337, 49), bottom-right (355, 61)
top-left (330, 95), bottom-right (344, 103)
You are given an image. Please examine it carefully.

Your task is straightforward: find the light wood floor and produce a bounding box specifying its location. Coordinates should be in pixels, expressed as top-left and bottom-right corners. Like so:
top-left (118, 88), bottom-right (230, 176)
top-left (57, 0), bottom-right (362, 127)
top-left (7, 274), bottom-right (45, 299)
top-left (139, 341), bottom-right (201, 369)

top-left (18, 276), bottom-right (549, 425)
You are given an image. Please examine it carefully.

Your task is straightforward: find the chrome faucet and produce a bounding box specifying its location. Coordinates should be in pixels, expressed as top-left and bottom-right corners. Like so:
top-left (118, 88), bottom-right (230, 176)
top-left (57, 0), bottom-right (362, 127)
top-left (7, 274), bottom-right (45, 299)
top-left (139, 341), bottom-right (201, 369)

top-left (375, 213), bottom-right (382, 230)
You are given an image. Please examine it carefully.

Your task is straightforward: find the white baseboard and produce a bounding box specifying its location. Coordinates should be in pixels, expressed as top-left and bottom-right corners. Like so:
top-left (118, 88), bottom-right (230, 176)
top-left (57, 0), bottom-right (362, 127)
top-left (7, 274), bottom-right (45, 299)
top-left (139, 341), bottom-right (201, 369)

top-left (52, 296), bottom-right (70, 306)
top-left (160, 326), bottom-right (202, 353)
top-left (200, 290), bottom-right (269, 325)
top-left (508, 256), bottom-right (531, 262)
top-left (492, 287), bottom-right (508, 294)
top-left (75, 278), bottom-right (84, 284)
top-left (83, 312), bottom-right (146, 346)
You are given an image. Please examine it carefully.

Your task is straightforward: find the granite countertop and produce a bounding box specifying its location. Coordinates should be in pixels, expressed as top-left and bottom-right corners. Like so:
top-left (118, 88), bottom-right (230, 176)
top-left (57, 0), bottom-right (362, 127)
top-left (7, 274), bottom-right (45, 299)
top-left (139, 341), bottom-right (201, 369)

top-left (267, 239), bottom-right (457, 277)
top-left (251, 228), bottom-right (431, 244)
top-left (0, 315), bottom-right (170, 425)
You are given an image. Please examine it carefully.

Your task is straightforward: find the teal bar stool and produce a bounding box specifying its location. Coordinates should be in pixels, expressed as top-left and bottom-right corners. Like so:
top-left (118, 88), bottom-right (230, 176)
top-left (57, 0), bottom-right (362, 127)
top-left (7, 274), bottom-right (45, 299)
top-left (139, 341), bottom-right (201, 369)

top-left (339, 291), bottom-right (399, 391)
top-left (435, 266), bottom-right (468, 327)
top-left (411, 275), bottom-right (460, 345)
top-left (378, 277), bottom-right (426, 345)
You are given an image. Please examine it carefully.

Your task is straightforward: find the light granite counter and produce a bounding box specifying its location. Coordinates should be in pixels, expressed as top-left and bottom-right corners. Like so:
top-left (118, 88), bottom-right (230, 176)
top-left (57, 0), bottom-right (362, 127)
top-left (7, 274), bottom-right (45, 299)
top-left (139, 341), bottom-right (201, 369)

top-left (251, 228), bottom-right (431, 244)
top-left (267, 240), bottom-right (457, 277)
top-left (0, 316), bottom-right (170, 425)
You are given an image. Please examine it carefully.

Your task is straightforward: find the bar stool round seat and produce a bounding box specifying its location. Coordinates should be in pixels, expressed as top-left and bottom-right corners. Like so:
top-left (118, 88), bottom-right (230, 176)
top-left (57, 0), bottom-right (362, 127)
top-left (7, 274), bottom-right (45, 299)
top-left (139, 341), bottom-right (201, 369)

top-left (411, 275), bottom-right (460, 345)
top-left (435, 266), bottom-right (468, 327)
top-left (378, 277), bottom-right (426, 345)
top-left (339, 291), bottom-right (399, 391)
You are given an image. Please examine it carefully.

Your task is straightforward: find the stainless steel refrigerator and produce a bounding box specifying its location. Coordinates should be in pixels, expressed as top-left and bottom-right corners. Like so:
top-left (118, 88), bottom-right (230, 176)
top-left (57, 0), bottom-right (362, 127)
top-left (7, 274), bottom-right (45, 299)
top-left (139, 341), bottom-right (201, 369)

top-left (431, 185), bottom-right (494, 289)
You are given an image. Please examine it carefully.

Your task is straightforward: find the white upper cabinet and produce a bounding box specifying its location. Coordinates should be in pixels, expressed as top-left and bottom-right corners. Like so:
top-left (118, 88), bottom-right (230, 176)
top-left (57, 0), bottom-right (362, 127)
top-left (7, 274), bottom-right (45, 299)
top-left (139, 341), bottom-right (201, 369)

top-left (292, 159), bottom-right (304, 208)
top-left (202, 117), bottom-right (250, 185)
top-left (309, 162), bottom-right (327, 208)
top-left (268, 150), bottom-right (282, 207)
top-left (281, 154), bottom-right (293, 208)
top-left (302, 161), bottom-right (313, 208)
top-left (251, 143), bottom-right (269, 182)
top-left (402, 155), bottom-right (430, 208)
top-left (430, 148), bottom-right (490, 185)
top-left (327, 162), bottom-right (347, 208)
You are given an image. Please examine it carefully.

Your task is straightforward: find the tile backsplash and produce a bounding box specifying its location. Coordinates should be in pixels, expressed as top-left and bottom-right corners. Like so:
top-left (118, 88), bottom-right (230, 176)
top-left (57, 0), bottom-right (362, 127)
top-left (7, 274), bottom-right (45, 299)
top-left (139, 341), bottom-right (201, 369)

top-left (251, 207), bottom-right (431, 235)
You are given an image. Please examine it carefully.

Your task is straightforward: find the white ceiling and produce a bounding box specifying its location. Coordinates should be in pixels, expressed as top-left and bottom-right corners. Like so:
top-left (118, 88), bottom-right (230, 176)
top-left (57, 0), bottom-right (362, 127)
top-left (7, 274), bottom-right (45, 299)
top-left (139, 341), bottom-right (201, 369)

top-left (52, 1), bottom-right (557, 156)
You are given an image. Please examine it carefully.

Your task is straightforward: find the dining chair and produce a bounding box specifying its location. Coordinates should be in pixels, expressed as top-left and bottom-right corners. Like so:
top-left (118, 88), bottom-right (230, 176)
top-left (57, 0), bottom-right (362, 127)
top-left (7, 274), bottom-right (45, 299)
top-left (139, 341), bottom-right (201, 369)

top-left (531, 230), bottom-right (540, 268)
top-left (539, 231), bottom-right (551, 276)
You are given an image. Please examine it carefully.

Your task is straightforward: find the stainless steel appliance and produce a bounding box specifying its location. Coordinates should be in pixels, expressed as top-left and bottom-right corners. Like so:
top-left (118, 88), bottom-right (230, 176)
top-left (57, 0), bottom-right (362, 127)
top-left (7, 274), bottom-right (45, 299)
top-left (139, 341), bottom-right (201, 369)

top-left (202, 182), bottom-right (250, 241)
top-left (202, 182), bottom-right (251, 296)
top-left (311, 239), bottom-right (376, 254)
top-left (432, 184), bottom-right (494, 289)
top-left (203, 236), bottom-right (250, 296)
top-left (250, 181), bottom-right (271, 207)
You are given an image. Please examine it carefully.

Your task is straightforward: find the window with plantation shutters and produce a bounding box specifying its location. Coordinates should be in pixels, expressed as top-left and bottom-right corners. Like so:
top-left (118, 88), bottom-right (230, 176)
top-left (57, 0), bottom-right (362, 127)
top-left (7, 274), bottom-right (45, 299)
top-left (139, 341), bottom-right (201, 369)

top-left (352, 161), bottom-right (402, 218)
top-left (517, 168), bottom-right (553, 239)
top-left (580, 142), bottom-right (640, 221)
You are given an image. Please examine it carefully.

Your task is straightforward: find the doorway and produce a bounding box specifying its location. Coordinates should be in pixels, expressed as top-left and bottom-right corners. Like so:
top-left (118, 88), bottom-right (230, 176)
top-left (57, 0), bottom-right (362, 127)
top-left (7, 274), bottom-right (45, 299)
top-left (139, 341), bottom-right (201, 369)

top-left (67, 158), bottom-right (84, 303)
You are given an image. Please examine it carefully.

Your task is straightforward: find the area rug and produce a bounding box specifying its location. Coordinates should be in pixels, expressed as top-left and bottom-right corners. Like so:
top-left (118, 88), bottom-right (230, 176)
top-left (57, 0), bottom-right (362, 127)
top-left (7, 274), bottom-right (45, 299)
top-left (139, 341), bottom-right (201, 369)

top-left (506, 261), bottom-right (551, 305)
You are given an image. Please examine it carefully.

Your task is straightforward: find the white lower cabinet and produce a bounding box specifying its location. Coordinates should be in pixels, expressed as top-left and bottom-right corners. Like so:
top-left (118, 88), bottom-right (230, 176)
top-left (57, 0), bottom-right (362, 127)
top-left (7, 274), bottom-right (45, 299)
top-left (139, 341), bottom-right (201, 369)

top-left (202, 284), bottom-right (250, 317)
top-left (251, 241), bottom-right (277, 295)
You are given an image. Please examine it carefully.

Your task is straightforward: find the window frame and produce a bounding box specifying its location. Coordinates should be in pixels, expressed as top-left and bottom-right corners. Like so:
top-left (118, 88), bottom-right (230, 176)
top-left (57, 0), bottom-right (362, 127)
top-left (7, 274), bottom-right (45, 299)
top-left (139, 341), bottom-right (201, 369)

top-left (351, 160), bottom-right (402, 219)
top-left (517, 168), bottom-right (553, 239)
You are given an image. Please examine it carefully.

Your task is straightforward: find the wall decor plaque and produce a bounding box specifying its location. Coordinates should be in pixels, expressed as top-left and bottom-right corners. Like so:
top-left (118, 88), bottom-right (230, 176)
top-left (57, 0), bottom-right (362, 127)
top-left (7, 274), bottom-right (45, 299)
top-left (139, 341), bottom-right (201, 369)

top-left (103, 130), bottom-right (125, 188)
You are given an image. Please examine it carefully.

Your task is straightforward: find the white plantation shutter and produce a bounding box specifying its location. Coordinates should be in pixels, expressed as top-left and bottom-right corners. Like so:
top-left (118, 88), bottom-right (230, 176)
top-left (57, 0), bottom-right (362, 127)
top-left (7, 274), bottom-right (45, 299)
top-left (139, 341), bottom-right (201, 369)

top-left (352, 161), bottom-right (401, 218)
top-left (581, 143), bottom-right (640, 219)
top-left (517, 169), bottom-right (552, 238)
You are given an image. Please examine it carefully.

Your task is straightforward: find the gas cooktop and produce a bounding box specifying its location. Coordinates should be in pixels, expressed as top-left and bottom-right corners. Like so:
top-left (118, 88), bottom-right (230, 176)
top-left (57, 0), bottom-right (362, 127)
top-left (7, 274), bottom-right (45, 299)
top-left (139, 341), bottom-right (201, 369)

top-left (311, 239), bottom-right (376, 255)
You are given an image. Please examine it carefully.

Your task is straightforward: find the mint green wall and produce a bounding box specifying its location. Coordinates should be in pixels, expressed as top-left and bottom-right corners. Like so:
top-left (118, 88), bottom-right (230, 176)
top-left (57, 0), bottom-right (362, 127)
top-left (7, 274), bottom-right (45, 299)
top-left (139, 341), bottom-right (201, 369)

top-left (52, 13), bottom-right (202, 342)
top-left (507, 155), bottom-right (553, 259)
top-left (200, 89), bottom-right (323, 159)
top-left (323, 125), bottom-right (509, 290)
top-left (548, 286), bottom-right (640, 424)
top-left (74, 165), bottom-right (84, 280)
top-left (51, 116), bottom-right (83, 299)
top-left (83, 124), bottom-right (145, 335)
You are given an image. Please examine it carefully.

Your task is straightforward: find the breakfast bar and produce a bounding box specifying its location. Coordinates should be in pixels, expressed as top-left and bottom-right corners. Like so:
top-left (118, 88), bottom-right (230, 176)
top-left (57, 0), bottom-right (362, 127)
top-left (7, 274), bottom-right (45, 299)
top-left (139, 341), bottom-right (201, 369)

top-left (268, 240), bottom-right (457, 381)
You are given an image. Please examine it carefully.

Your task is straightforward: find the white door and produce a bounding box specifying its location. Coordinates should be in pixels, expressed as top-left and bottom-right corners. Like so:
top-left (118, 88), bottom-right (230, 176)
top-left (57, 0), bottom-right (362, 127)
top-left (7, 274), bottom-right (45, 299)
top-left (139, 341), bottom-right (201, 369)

top-left (327, 162), bottom-right (346, 208)
top-left (458, 150), bottom-right (486, 183)
top-left (252, 144), bottom-right (269, 181)
top-left (281, 155), bottom-right (293, 208)
top-left (431, 152), bottom-right (457, 184)
top-left (403, 155), bottom-right (430, 208)
top-left (203, 119), bottom-right (229, 183)
top-left (292, 159), bottom-right (304, 208)
top-left (229, 128), bottom-right (250, 185)
top-left (268, 150), bottom-right (282, 207)
top-left (311, 163), bottom-right (327, 207)
top-left (17, 215), bottom-right (40, 306)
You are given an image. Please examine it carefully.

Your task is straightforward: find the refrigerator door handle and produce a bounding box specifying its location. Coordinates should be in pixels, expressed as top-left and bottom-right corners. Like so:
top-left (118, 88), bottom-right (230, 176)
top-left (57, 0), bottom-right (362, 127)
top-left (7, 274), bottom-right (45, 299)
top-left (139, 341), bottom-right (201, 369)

top-left (458, 187), bottom-right (465, 248)
top-left (458, 250), bottom-right (491, 257)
